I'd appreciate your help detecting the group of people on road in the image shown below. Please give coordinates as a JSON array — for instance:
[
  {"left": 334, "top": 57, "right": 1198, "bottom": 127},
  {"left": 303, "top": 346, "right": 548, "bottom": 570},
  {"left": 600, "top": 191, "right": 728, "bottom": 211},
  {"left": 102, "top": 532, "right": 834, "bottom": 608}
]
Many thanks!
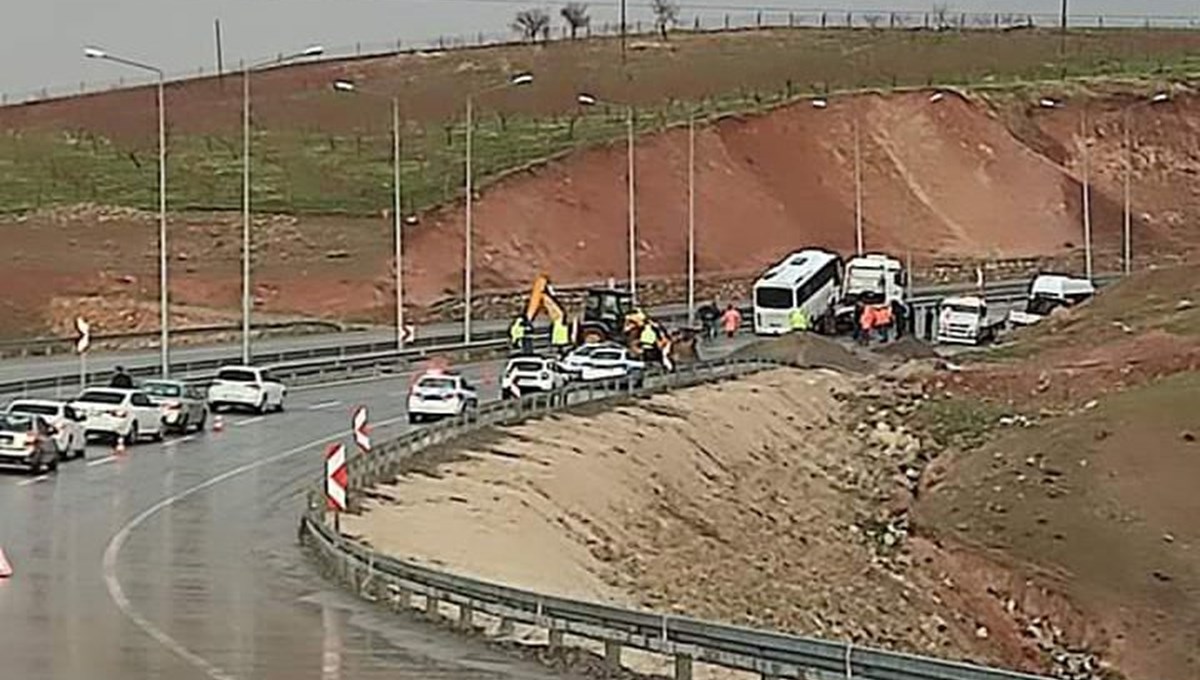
[
  {"left": 856, "top": 300, "right": 908, "bottom": 345},
  {"left": 697, "top": 301, "right": 743, "bottom": 340}
]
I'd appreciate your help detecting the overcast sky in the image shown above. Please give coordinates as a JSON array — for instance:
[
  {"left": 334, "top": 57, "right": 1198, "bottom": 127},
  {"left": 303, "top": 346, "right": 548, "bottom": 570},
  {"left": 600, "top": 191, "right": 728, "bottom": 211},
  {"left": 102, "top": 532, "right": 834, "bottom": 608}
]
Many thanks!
[{"left": 3, "top": 0, "right": 1197, "bottom": 97}]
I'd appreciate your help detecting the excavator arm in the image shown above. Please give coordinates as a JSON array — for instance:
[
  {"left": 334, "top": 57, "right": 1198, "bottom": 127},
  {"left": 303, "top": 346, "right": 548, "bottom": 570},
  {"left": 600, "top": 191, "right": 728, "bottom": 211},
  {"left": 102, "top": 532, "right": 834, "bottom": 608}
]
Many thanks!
[{"left": 525, "top": 274, "right": 567, "bottom": 325}]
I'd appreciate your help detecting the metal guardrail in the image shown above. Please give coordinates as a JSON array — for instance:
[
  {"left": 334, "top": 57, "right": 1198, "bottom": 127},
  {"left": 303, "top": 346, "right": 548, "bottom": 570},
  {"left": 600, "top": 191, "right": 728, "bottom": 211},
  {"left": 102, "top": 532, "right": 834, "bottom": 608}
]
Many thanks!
[
  {"left": 0, "top": 319, "right": 347, "bottom": 359},
  {"left": 0, "top": 274, "right": 1121, "bottom": 399},
  {"left": 299, "top": 357, "right": 1052, "bottom": 680}
]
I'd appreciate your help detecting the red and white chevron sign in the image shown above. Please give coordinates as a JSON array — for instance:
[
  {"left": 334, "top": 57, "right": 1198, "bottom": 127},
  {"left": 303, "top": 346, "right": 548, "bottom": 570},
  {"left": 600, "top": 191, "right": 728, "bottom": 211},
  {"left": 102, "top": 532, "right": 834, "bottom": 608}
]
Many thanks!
[
  {"left": 325, "top": 443, "right": 348, "bottom": 512},
  {"left": 352, "top": 406, "right": 370, "bottom": 453}
]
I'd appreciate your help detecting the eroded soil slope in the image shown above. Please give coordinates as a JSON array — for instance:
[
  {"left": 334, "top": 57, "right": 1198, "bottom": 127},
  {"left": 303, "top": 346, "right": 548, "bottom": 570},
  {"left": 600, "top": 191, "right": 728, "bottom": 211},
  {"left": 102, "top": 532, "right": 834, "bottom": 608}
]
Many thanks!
[{"left": 348, "top": 368, "right": 1057, "bottom": 673}]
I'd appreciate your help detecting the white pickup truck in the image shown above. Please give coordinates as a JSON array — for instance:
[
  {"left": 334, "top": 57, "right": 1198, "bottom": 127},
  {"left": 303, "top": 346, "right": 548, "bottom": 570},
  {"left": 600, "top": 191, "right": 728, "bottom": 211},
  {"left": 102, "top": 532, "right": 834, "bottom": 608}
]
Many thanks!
[{"left": 936, "top": 296, "right": 1008, "bottom": 346}]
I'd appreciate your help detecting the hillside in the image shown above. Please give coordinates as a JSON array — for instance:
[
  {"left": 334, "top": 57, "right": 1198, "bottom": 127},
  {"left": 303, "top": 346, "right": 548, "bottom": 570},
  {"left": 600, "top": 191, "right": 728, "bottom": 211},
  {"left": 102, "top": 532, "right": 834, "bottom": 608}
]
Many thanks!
[
  {"left": 1, "top": 28, "right": 1199, "bottom": 339},
  {"left": 908, "top": 265, "right": 1200, "bottom": 680}
]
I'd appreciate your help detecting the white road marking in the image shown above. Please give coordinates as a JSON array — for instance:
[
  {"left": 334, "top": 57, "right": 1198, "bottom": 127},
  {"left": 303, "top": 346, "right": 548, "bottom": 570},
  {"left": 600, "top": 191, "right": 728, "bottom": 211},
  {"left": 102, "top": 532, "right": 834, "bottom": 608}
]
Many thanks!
[
  {"left": 235, "top": 416, "right": 265, "bottom": 427},
  {"left": 308, "top": 400, "right": 342, "bottom": 411},
  {"left": 163, "top": 435, "right": 197, "bottom": 449},
  {"left": 102, "top": 411, "right": 407, "bottom": 680},
  {"left": 87, "top": 455, "right": 119, "bottom": 467},
  {"left": 17, "top": 474, "right": 50, "bottom": 487}
]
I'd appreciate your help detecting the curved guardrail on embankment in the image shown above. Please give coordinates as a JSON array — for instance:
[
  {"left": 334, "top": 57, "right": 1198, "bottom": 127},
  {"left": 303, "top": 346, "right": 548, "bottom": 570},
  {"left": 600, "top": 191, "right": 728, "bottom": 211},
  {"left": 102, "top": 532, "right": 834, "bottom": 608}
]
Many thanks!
[{"left": 298, "top": 357, "right": 1051, "bottom": 680}]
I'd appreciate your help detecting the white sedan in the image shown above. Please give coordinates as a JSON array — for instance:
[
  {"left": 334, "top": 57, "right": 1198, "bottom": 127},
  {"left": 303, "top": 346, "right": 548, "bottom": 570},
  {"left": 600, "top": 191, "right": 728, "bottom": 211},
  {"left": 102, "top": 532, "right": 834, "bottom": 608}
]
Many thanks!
[
  {"left": 407, "top": 372, "right": 478, "bottom": 423},
  {"left": 578, "top": 346, "right": 645, "bottom": 384},
  {"left": 501, "top": 355, "right": 564, "bottom": 398},
  {"left": 70, "top": 388, "right": 165, "bottom": 443},
  {"left": 207, "top": 366, "right": 286, "bottom": 414},
  {"left": 6, "top": 399, "right": 87, "bottom": 460}
]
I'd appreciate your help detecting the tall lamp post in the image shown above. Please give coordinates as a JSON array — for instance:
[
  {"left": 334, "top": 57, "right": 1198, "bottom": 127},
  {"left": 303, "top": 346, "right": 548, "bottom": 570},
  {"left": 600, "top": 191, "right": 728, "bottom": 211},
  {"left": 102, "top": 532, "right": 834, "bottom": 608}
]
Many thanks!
[
  {"left": 84, "top": 47, "right": 170, "bottom": 378},
  {"left": 576, "top": 92, "right": 638, "bottom": 303},
  {"left": 812, "top": 91, "right": 945, "bottom": 257},
  {"left": 463, "top": 72, "right": 534, "bottom": 343},
  {"left": 331, "top": 79, "right": 407, "bottom": 349},
  {"left": 241, "top": 45, "right": 325, "bottom": 364},
  {"left": 1122, "top": 92, "right": 1170, "bottom": 275},
  {"left": 687, "top": 108, "right": 697, "bottom": 326}
]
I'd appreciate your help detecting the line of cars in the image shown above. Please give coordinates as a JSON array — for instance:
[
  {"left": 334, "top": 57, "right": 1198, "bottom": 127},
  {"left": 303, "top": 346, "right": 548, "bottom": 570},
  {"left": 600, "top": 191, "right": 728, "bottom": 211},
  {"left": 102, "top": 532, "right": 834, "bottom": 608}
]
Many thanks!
[
  {"left": 405, "top": 343, "right": 647, "bottom": 423},
  {"left": 0, "top": 365, "right": 286, "bottom": 475}
]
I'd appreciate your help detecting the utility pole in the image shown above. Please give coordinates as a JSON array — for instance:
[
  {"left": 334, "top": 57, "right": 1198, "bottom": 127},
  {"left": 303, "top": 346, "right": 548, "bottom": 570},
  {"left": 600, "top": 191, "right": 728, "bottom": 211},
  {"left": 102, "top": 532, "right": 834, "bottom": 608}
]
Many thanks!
[
  {"left": 620, "top": 0, "right": 628, "bottom": 62},
  {"left": 214, "top": 19, "right": 224, "bottom": 79}
]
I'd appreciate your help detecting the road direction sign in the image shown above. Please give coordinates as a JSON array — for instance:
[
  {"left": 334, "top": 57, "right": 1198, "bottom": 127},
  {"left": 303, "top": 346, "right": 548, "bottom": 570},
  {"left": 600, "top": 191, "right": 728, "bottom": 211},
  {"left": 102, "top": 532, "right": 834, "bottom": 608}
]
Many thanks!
[
  {"left": 352, "top": 406, "right": 370, "bottom": 453},
  {"left": 325, "top": 443, "right": 348, "bottom": 512},
  {"left": 75, "top": 317, "right": 91, "bottom": 354}
]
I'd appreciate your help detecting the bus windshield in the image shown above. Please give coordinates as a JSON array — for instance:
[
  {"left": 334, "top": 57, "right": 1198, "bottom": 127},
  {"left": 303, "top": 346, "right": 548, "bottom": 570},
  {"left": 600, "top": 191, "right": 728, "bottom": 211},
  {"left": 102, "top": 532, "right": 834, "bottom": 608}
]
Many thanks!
[{"left": 755, "top": 287, "right": 793, "bottom": 309}]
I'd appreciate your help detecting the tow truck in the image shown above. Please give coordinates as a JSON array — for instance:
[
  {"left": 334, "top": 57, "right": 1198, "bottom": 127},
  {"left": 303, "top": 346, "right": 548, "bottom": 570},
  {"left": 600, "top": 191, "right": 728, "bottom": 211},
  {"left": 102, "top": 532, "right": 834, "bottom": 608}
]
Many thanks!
[
  {"left": 936, "top": 295, "right": 1008, "bottom": 345},
  {"left": 833, "top": 253, "right": 908, "bottom": 334}
]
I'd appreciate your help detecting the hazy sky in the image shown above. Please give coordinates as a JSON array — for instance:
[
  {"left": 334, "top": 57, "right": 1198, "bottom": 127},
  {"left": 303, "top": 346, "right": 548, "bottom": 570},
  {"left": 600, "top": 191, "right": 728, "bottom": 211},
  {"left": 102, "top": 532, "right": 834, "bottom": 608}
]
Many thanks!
[{"left": 3, "top": 0, "right": 1197, "bottom": 97}]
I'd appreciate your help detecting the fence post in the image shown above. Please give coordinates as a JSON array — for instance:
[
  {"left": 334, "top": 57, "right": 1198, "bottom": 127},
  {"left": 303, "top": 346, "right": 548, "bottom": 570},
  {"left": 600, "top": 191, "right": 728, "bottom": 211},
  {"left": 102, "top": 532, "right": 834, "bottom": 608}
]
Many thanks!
[
  {"left": 724, "top": 14, "right": 729, "bottom": 29},
  {"left": 821, "top": 12, "right": 827, "bottom": 28},
  {"left": 788, "top": 12, "right": 794, "bottom": 28},
  {"left": 756, "top": 10, "right": 762, "bottom": 27}
]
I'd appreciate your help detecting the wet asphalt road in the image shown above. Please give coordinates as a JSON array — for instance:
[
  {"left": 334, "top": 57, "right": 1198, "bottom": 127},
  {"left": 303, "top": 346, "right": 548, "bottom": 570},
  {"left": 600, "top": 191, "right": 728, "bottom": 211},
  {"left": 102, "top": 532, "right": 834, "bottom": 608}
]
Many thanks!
[
  {"left": 0, "top": 337, "right": 754, "bottom": 680},
  {"left": 0, "top": 359, "right": 594, "bottom": 680}
]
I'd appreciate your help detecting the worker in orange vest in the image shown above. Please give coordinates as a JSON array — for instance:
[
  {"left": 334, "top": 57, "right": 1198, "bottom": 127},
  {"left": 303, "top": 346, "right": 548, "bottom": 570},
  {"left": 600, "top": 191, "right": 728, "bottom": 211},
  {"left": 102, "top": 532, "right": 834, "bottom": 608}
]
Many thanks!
[
  {"left": 858, "top": 304, "right": 876, "bottom": 346},
  {"left": 875, "top": 303, "right": 894, "bottom": 343}
]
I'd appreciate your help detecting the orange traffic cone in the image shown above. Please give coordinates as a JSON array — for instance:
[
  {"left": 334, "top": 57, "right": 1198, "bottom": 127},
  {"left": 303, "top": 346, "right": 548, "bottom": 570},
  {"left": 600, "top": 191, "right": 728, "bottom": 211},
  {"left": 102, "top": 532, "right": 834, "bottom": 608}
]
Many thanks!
[
  {"left": 213, "top": 414, "right": 225, "bottom": 433},
  {"left": 0, "top": 547, "right": 13, "bottom": 578}
]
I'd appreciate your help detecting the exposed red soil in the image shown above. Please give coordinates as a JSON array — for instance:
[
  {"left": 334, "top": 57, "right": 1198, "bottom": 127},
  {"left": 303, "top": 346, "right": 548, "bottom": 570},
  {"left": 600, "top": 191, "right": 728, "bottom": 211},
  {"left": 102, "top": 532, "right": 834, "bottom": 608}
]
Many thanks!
[{"left": 3, "top": 87, "right": 1198, "bottom": 338}]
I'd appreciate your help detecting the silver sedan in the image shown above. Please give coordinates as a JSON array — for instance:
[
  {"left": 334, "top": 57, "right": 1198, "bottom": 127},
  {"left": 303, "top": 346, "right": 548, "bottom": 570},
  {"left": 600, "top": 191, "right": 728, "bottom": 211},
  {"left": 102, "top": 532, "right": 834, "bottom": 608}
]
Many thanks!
[{"left": 141, "top": 379, "right": 209, "bottom": 433}]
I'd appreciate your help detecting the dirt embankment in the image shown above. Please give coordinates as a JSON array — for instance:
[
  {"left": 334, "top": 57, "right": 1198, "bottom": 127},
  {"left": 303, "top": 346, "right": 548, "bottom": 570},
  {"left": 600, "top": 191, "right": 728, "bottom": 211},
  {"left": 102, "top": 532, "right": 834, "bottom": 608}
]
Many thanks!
[
  {"left": 348, "top": 363, "right": 1072, "bottom": 674},
  {"left": 903, "top": 265, "right": 1200, "bottom": 680}
]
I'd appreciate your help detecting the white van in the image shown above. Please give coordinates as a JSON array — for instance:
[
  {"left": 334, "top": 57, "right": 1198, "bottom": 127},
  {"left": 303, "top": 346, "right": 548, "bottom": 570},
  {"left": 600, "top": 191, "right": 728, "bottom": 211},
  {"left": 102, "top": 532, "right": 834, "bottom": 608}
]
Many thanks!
[{"left": 1008, "top": 274, "right": 1095, "bottom": 326}]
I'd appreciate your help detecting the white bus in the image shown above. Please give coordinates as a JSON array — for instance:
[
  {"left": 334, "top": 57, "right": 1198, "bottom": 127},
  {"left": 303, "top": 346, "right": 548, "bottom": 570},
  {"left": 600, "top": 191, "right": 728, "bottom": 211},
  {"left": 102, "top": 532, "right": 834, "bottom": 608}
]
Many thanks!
[{"left": 752, "top": 249, "right": 843, "bottom": 335}]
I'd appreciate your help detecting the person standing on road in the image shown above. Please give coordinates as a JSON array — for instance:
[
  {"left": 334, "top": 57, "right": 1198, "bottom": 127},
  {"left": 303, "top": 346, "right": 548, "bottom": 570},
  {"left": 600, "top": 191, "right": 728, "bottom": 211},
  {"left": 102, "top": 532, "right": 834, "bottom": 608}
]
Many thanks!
[
  {"left": 639, "top": 322, "right": 660, "bottom": 365},
  {"left": 721, "top": 304, "right": 742, "bottom": 338},
  {"left": 110, "top": 365, "right": 134, "bottom": 389},
  {"left": 551, "top": 318, "right": 571, "bottom": 357},
  {"left": 858, "top": 305, "right": 875, "bottom": 346},
  {"left": 509, "top": 317, "right": 527, "bottom": 352},
  {"left": 876, "top": 303, "right": 894, "bottom": 343},
  {"left": 697, "top": 300, "right": 721, "bottom": 340},
  {"left": 789, "top": 306, "right": 810, "bottom": 333}
]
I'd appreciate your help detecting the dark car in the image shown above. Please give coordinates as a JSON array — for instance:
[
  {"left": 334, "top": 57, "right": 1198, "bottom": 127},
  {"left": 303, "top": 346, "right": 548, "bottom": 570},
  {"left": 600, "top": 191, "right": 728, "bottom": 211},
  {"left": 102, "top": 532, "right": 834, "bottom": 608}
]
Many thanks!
[{"left": 0, "top": 413, "right": 60, "bottom": 474}]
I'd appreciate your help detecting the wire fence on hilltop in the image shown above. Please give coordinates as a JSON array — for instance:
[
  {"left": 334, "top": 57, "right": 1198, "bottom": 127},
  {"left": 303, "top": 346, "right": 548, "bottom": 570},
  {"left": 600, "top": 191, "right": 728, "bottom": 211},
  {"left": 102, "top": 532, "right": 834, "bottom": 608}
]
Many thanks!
[{"left": 3, "top": 7, "right": 1199, "bottom": 107}]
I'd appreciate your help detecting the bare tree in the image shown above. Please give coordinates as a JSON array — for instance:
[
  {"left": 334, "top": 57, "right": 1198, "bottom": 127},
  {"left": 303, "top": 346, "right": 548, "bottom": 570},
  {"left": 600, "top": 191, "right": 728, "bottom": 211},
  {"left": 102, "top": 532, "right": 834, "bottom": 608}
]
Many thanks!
[
  {"left": 863, "top": 13, "right": 884, "bottom": 29},
  {"left": 512, "top": 8, "right": 551, "bottom": 42},
  {"left": 561, "top": 2, "right": 590, "bottom": 39},
  {"left": 931, "top": 3, "right": 950, "bottom": 30},
  {"left": 650, "top": 0, "right": 680, "bottom": 40}
]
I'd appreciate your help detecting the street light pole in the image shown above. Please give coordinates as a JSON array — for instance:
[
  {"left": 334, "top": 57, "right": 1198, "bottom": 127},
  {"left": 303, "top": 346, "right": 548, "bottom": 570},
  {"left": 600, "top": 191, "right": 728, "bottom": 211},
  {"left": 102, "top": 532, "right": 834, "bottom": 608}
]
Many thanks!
[
  {"left": 393, "top": 96, "right": 404, "bottom": 348},
  {"left": 1122, "top": 105, "right": 1132, "bottom": 276},
  {"left": 332, "top": 79, "right": 407, "bottom": 349},
  {"left": 1121, "top": 92, "right": 1170, "bottom": 276},
  {"left": 242, "top": 66, "right": 252, "bottom": 364},
  {"left": 687, "top": 111, "right": 696, "bottom": 326},
  {"left": 627, "top": 105, "right": 637, "bottom": 303},
  {"left": 84, "top": 47, "right": 170, "bottom": 378},
  {"left": 854, "top": 113, "right": 864, "bottom": 256},
  {"left": 464, "top": 93, "right": 474, "bottom": 342},
  {"left": 463, "top": 73, "right": 535, "bottom": 343},
  {"left": 240, "top": 46, "right": 325, "bottom": 364},
  {"left": 1081, "top": 108, "right": 1093, "bottom": 282}
]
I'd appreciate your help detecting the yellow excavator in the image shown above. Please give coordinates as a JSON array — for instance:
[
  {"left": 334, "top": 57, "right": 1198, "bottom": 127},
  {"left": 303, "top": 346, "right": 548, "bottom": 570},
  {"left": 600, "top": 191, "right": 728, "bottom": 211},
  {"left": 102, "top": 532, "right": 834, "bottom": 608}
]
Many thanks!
[{"left": 523, "top": 275, "right": 696, "bottom": 367}]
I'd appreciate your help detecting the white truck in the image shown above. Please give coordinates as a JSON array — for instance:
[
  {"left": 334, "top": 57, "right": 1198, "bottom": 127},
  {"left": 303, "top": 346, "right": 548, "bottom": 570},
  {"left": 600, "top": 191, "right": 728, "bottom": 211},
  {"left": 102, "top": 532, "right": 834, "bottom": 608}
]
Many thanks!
[
  {"left": 834, "top": 253, "right": 908, "bottom": 334},
  {"left": 1007, "top": 274, "right": 1096, "bottom": 327},
  {"left": 936, "top": 295, "right": 1008, "bottom": 346}
]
